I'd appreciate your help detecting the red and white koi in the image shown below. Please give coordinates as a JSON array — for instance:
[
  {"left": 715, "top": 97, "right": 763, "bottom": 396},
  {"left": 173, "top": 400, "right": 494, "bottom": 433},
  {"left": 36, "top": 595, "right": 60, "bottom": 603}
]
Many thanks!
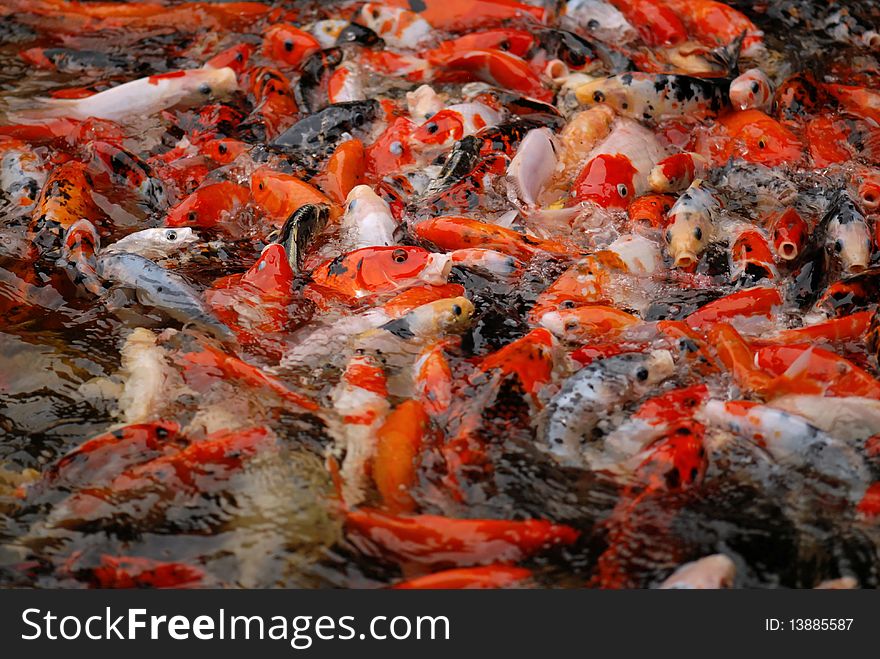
[
  {"left": 358, "top": 3, "right": 433, "bottom": 50},
  {"left": 572, "top": 118, "right": 667, "bottom": 208},
  {"left": 729, "top": 68, "right": 774, "bottom": 111},
  {"left": 330, "top": 353, "right": 390, "bottom": 506},
  {"left": 648, "top": 152, "right": 708, "bottom": 194},
  {"left": 11, "top": 67, "right": 237, "bottom": 123}
]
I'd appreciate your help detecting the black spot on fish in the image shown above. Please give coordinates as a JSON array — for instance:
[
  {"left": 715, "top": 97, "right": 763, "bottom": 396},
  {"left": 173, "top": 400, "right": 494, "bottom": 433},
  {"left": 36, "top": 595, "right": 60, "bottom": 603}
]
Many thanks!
[
  {"left": 408, "top": 0, "right": 427, "bottom": 12},
  {"left": 327, "top": 254, "right": 349, "bottom": 276},
  {"left": 379, "top": 317, "right": 416, "bottom": 339}
]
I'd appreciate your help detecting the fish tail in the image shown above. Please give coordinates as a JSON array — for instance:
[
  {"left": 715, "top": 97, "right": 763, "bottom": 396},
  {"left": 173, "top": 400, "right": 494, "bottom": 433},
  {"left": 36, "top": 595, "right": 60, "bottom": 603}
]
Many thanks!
[
  {"left": 711, "top": 30, "right": 746, "bottom": 77},
  {"left": 9, "top": 98, "right": 81, "bottom": 123}
]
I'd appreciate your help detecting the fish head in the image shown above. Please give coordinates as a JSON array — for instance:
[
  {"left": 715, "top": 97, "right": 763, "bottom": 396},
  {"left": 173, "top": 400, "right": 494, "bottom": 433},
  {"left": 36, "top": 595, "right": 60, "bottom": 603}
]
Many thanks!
[
  {"left": 723, "top": 115, "right": 804, "bottom": 166},
  {"left": 665, "top": 211, "right": 710, "bottom": 269},
  {"left": 639, "top": 420, "right": 707, "bottom": 490},
  {"left": 159, "top": 227, "right": 198, "bottom": 249},
  {"left": 572, "top": 153, "right": 637, "bottom": 208},
  {"left": 204, "top": 44, "right": 253, "bottom": 75},
  {"left": 417, "top": 295, "right": 475, "bottom": 335},
  {"left": 175, "top": 67, "right": 239, "bottom": 105},
  {"left": 574, "top": 78, "right": 630, "bottom": 113},
  {"left": 351, "top": 246, "right": 450, "bottom": 292},
  {"left": 829, "top": 217, "right": 872, "bottom": 273},
  {"left": 262, "top": 24, "right": 320, "bottom": 67},
  {"left": 200, "top": 138, "right": 248, "bottom": 164},
  {"left": 344, "top": 184, "right": 393, "bottom": 221},
  {"left": 240, "top": 243, "right": 294, "bottom": 299},
  {"left": 729, "top": 68, "right": 773, "bottom": 111},
  {"left": 412, "top": 109, "right": 464, "bottom": 145}
]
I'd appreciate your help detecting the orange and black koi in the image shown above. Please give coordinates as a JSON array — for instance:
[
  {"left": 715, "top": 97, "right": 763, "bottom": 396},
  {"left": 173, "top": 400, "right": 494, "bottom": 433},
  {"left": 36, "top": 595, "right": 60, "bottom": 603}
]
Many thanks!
[
  {"left": 86, "top": 140, "right": 166, "bottom": 210},
  {"left": 30, "top": 160, "right": 100, "bottom": 255}
]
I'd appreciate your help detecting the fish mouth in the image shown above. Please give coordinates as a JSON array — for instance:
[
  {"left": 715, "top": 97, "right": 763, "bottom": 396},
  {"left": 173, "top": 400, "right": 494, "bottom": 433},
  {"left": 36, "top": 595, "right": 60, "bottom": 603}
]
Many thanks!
[
  {"left": 537, "top": 311, "right": 565, "bottom": 337},
  {"left": 849, "top": 263, "right": 868, "bottom": 274},
  {"left": 776, "top": 241, "right": 798, "bottom": 260},
  {"left": 545, "top": 59, "right": 569, "bottom": 81},
  {"left": 419, "top": 252, "right": 453, "bottom": 284},
  {"left": 673, "top": 252, "right": 698, "bottom": 269},
  {"left": 862, "top": 30, "right": 880, "bottom": 50}
]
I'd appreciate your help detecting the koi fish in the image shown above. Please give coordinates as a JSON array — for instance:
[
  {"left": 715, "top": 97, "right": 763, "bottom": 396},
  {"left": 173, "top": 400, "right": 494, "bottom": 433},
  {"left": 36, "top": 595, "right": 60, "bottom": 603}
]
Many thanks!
[
  {"left": 541, "top": 350, "right": 674, "bottom": 464},
  {"left": 506, "top": 127, "right": 558, "bottom": 207},
  {"left": 11, "top": 67, "right": 237, "bottom": 123},
  {"left": 97, "top": 253, "right": 235, "bottom": 341},
  {"left": 393, "top": 565, "right": 532, "bottom": 589},
  {"left": 262, "top": 23, "right": 321, "bottom": 68},
  {"left": 659, "top": 554, "right": 736, "bottom": 589},
  {"left": 346, "top": 509, "right": 578, "bottom": 566},
  {"left": 729, "top": 68, "right": 773, "bottom": 111},
  {"left": 104, "top": 227, "right": 199, "bottom": 260},
  {"left": 372, "top": 399, "right": 430, "bottom": 513},
  {"left": 415, "top": 216, "right": 574, "bottom": 261},
  {"left": 817, "top": 191, "right": 871, "bottom": 274},
  {"left": 576, "top": 70, "right": 733, "bottom": 123},
  {"left": 358, "top": 3, "right": 433, "bottom": 49},
  {"left": 330, "top": 353, "right": 390, "bottom": 506},
  {"left": 342, "top": 185, "right": 398, "bottom": 249},
  {"left": 0, "top": 138, "right": 47, "bottom": 209},
  {"left": 700, "top": 400, "right": 870, "bottom": 492},
  {"left": 664, "top": 179, "right": 720, "bottom": 269},
  {"left": 30, "top": 160, "right": 100, "bottom": 253},
  {"left": 165, "top": 180, "right": 250, "bottom": 229},
  {"left": 309, "top": 246, "right": 452, "bottom": 300},
  {"left": 572, "top": 118, "right": 667, "bottom": 208},
  {"left": 273, "top": 203, "right": 329, "bottom": 272}
]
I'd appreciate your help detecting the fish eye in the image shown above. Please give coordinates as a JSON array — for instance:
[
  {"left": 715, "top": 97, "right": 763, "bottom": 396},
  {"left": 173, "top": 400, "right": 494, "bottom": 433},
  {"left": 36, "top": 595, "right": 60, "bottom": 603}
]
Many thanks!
[
  {"left": 834, "top": 239, "right": 843, "bottom": 253},
  {"left": 560, "top": 299, "right": 576, "bottom": 309},
  {"left": 188, "top": 211, "right": 197, "bottom": 222},
  {"left": 426, "top": 122, "right": 439, "bottom": 134},
  {"left": 617, "top": 183, "right": 629, "bottom": 198},
  {"left": 371, "top": 8, "right": 380, "bottom": 19},
  {"left": 236, "top": 52, "right": 244, "bottom": 62},
  {"left": 665, "top": 229, "right": 672, "bottom": 243},
  {"left": 452, "top": 304, "right": 462, "bottom": 316},
  {"left": 258, "top": 182, "right": 264, "bottom": 190},
  {"left": 499, "top": 40, "right": 510, "bottom": 50},
  {"left": 758, "top": 138, "right": 767, "bottom": 149},
  {"left": 751, "top": 82, "right": 760, "bottom": 94},
  {"left": 392, "top": 249, "right": 408, "bottom": 263},
  {"left": 564, "top": 320, "right": 579, "bottom": 331},
  {"left": 592, "top": 90, "right": 605, "bottom": 103},
  {"left": 155, "top": 426, "right": 170, "bottom": 439},
  {"left": 284, "top": 40, "right": 294, "bottom": 52},
  {"left": 218, "top": 142, "right": 227, "bottom": 154},
  {"left": 166, "top": 230, "right": 177, "bottom": 241},
  {"left": 199, "top": 83, "right": 212, "bottom": 95},
  {"left": 587, "top": 19, "right": 600, "bottom": 29},
  {"left": 693, "top": 227, "right": 703, "bottom": 241},
  {"left": 636, "top": 367, "right": 649, "bottom": 381},
  {"left": 353, "top": 113, "right": 365, "bottom": 126}
]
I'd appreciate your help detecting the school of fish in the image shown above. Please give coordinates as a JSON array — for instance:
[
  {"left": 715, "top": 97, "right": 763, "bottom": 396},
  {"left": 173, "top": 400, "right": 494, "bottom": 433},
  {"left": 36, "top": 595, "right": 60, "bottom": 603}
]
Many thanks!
[{"left": 1, "top": 0, "right": 880, "bottom": 589}]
